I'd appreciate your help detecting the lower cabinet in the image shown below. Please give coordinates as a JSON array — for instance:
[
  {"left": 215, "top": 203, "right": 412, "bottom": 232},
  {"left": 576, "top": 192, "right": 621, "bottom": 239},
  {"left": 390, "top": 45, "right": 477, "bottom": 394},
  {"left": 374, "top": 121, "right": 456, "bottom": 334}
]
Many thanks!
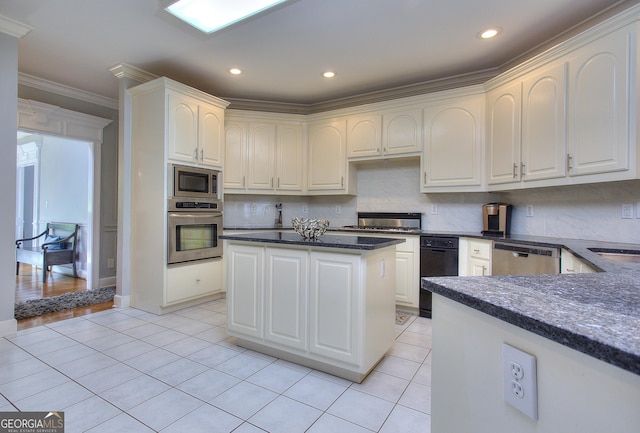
[
  {"left": 225, "top": 242, "right": 396, "bottom": 382},
  {"left": 459, "top": 238, "right": 493, "bottom": 276},
  {"left": 560, "top": 249, "right": 596, "bottom": 274},
  {"left": 166, "top": 259, "right": 224, "bottom": 305}
]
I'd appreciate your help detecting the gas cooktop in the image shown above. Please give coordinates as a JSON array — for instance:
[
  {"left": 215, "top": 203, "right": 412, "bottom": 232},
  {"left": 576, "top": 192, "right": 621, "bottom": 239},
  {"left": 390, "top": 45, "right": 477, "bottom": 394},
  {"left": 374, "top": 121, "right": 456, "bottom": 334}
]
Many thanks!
[{"left": 342, "top": 212, "right": 423, "bottom": 233}]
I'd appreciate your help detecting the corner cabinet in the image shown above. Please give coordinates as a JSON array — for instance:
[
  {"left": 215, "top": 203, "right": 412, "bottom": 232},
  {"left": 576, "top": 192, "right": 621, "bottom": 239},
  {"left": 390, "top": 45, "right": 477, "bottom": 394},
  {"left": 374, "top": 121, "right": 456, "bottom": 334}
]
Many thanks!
[
  {"left": 128, "top": 77, "right": 228, "bottom": 315},
  {"left": 224, "top": 113, "right": 305, "bottom": 194},
  {"left": 167, "top": 89, "right": 226, "bottom": 169},
  {"left": 307, "top": 118, "right": 356, "bottom": 194},
  {"left": 421, "top": 91, "right": 485, "bottom": 192}
]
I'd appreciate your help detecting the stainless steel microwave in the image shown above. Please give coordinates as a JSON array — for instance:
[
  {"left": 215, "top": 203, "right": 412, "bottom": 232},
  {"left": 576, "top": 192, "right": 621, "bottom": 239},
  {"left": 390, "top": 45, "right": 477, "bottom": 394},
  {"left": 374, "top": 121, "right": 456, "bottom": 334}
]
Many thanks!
[{"left": 171, "top": 164, "right": 219, "bottom": 200}]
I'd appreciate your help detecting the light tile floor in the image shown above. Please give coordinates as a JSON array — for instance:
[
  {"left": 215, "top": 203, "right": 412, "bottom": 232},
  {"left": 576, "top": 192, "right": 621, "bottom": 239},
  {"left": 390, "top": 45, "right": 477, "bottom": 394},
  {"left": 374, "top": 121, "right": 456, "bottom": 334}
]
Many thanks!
[{"left": 0, "top": 299, "right": 432, "bottom": 433}]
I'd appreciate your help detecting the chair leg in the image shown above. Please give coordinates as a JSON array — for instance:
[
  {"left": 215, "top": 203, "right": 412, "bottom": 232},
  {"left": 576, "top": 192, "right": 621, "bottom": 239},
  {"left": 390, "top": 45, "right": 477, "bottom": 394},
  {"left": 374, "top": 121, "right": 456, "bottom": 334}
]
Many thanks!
[
  {"left": 16, "top": 262, "right": 19, "bottom": 276},
  {"left": 43, "top": 262, "right": 47, "bottom": 283}
]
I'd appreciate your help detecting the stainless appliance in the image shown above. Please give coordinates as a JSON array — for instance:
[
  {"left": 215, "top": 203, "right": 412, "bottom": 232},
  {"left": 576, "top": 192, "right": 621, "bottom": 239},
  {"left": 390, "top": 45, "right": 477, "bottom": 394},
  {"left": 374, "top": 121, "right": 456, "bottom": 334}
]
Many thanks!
[
  {"left": 482, "top": 202, "right": 512, "bottom": 237},
  {"left": 492, "top": 242, "right": 559, "bottom": 275},
  {"left": 167, "top": 198, "right": 223, "bottom": 264},
  {"left": 171, "top": 163, "right": 220, "bottom": 200},
  {"left": 420, "top": 236, "right": 459, "bottom": 318},
  {"left": 342, "top": 212, "right": 422, "bottom": 233}
]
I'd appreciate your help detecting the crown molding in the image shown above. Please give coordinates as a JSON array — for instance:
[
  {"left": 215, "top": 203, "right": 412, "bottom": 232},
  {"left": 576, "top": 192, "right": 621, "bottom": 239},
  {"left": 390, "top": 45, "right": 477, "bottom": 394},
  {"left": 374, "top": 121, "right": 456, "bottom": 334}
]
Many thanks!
[
  {"left": 109, "top": 62, "right": 158, "bottom": 84},
  {"left": 18, "top": 72, "right": 118, "bottom": 110},
  {"left": 0, "top": 14, "right": 33, "bottom": 38}
]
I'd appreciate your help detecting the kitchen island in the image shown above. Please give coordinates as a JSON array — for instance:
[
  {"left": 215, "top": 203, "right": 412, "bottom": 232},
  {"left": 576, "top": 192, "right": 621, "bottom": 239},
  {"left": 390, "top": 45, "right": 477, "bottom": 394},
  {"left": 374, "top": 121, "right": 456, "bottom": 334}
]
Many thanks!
[
  {"left": 422, "top": 237, "right": 640, "bottom": 433},
  {"left": 221, "top": 231, "right": 404, "bottom": 382}
]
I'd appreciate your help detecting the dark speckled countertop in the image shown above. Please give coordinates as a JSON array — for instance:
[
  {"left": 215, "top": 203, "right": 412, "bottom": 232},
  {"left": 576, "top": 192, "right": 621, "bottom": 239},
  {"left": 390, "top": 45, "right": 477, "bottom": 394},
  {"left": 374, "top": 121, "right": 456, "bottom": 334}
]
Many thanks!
[
  {"left": 221, "top": 231, "right": 405, "bottom": 250},
  {"left": 421, "top": 235, "right": 640, "bottom": 376}
]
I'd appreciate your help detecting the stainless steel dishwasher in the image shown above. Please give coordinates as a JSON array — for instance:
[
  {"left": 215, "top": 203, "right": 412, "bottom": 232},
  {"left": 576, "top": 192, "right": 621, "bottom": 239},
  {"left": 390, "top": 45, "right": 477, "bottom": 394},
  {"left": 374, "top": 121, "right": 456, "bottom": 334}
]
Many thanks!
[{"left": 492, "top": 242, "right": 560, "bottom": 275}]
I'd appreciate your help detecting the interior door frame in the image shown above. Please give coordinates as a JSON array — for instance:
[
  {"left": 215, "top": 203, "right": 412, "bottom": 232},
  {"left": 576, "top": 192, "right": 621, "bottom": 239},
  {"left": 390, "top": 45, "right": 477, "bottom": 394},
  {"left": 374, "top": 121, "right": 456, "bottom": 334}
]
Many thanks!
[{"left": 17, "top": 99, "right": 112, "bottom": 289}]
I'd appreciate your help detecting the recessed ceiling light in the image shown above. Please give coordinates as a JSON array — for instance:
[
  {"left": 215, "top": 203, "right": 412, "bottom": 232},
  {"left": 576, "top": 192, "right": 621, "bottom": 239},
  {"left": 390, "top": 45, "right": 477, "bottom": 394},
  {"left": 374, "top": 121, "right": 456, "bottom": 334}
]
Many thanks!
[
  {"left": 165, "top": 0, "right": 290, "bottom": 34},
  {"left": 478, "top": 27, "right": 502, "bottom": 39},
  {"left": 323, "top": 71, "right": 336, "bottom": 78},
  {"left": 229, "top": 68, "right": 242, "bottom": 75}
]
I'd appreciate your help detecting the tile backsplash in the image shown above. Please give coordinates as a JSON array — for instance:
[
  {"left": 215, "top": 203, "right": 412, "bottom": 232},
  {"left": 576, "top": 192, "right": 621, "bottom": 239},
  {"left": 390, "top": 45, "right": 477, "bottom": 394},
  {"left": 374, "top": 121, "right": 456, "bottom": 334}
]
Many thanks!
[{"left": 223, "top": 158, "right": 640, "bottom": 244}]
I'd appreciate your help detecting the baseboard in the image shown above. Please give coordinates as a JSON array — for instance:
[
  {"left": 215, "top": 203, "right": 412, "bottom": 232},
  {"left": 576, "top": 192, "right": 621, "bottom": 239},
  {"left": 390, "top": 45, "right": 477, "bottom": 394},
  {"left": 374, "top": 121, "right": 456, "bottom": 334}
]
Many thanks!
[
  {"left": 99, "top": 276, "right": 116, "bottom": 288},
  {"left": 114, "top": 294, "right": 130, "bottom": 308},
  {"left": 0, "top": 318, "right": 17, "bottom": 337}
]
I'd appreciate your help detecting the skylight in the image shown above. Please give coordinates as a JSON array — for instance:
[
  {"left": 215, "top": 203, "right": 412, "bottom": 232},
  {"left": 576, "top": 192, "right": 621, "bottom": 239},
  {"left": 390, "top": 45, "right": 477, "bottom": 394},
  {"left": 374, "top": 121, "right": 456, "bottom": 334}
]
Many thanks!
[{"left": 165, "top": 0, "right": 290, "bottom": 34}]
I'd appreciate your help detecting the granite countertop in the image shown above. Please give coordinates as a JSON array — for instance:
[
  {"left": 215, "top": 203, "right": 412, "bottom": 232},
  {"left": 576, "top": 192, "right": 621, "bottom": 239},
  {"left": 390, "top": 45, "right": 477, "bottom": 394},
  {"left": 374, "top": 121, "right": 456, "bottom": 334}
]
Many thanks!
[
  {"left": 221, "top": 231, "right": 405, "bottom": 251},
  {"left": 421, "top": 236, "right": 640, "bottom": 376}
]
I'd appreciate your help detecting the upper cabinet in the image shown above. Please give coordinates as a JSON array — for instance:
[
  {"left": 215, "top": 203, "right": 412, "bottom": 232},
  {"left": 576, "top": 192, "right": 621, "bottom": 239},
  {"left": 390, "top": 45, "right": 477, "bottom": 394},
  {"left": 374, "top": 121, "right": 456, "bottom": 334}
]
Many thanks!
[
  {"left": 307, "top": 118, "right": 356, "bottom": 194},
  {"left": 486, "top": 60, "right": 567, "bottom": 187},
  {"left": 421, "top": 91, "right": 484, "bottom": 192},
  {"left": 486, "top": 20, "right": 638, "bottom": 190},
  {"left": 224, "top": 114, "right": 305, "bottom": 194},
  {"left": 566, "top": 26, "right": 631, "bottom": 178},
  {"left": 167, "top": 90, "right": 225, "bottom": 169},
  {"left": 346, "top": 109, "right": 421, "bottom": 161}
]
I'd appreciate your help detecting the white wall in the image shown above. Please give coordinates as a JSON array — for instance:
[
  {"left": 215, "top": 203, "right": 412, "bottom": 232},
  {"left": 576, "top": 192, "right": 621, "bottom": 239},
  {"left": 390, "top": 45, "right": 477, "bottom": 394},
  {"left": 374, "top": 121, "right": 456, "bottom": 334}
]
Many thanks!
[
  {"left": 224, "top": 158, "right": 640, "bottom": 245},
  {"left": 431, "top": 294, "right": 640, "bottom": 433}
]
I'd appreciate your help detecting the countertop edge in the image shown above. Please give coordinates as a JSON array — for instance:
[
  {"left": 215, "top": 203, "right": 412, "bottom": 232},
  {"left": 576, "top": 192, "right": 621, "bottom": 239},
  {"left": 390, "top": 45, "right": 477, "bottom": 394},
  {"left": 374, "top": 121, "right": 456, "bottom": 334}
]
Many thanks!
[
  {"left": 221, "top": 232, "right": 405, "bottom": 251},
  {"left": 423, "top": 278, "right": 640, "bottom": 375}
]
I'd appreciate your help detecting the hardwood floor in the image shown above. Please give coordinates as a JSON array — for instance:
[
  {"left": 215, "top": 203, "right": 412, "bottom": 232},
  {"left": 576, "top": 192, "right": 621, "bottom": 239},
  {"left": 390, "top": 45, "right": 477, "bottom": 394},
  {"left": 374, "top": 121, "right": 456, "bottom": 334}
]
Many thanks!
[{"left": 15, "top": 264, "right": 114, "bottom": 331}]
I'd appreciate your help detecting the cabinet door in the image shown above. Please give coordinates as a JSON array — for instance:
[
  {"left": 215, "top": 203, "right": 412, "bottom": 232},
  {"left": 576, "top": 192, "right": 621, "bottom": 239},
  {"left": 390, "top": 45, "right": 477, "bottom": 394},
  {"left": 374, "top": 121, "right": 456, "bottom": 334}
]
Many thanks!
[
  {"left": 166, "top": 259, "right": 223, "bottom": 305},
  {"left": 199, "top": 104, "right": 224, "bottom": 168},
  {"left": 567, "top": 27, "right": 631, "bottom": 176},
  {"left": 468, "top": 258, "right": 491, "bottom": 276},
  {"left": 383, "top": 108, "right": 422, "bottom": 156},
  {"left": 264, "top": 248, "right": 308, "bottom": 350},
  {"left": 276, "top": 124, "right": 304, "bottom": 191},
  {"left": 168, "top": 92, "right": 198, "bottom": 164},
  {"left": 309, "top": 251, "right": 359, "bottom": 364},
  {"left": 247, "top": 123, "right": 276, "bottom": 190},
  {"left": 486, "top": 82, "right": 522, "bottom": 185},
  {"left": 521, "top": 61, "right": 567, "bottom": 182},
  {"left": 422, "top": 95, "right": 483, "bottom": 189},
  {"left": 395, "top": 250, "right": 417, "bottom": 307},
  {"left": 226, "top": 244, "right": 263, "bottom": 338},
  {"left": 347, "top": 113, "right": 382, "bottom": 159},
  {"left": 307, "top": 120, "right": 347, "bottom": 191},
  {"left": 224, "top": 121, "right": 247, "bottom": 189}
]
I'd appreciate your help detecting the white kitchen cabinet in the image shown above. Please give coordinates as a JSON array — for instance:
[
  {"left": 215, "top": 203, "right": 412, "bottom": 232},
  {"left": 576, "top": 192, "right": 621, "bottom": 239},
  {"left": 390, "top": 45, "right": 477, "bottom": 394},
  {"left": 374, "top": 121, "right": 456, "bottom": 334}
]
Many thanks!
[
  {"left": 347, "top": 113, "right": 382, "bottom": 159},
  {"left": 486, "top": 60, "right": 567, "bottom": 187},
  {"left": 226, "top": 244, "right": 264, "bottom": 338},
  {"left": 307, "top": 118, "right": 356, "bottom": 194},
  {"left": 394, "top": 236, "right": 420, "bottom": 308},
  {"left": 459, "top": 238, "right": 492, "bottom": 276},
  {"left": 128, "top": 77, "right": 228, "bottom": 315},
  {"left": 560, "top": 249, "right": 596, "bottom": 274},
  {"left": 168, "top": 90, "right": 225, "bottom": 169},
  {"left": 264, "top": 247, "right": 308, "bottom": 350},
  {"left": 224, "top": 116, "right": 304, "bottom": 194},
  {"left": 166, "top": 259, "right": 223, "bottom": 305},
  {"left": 566, "top": 25, "right": 632, "bottom": 178},
  {"left": 421, "top": 92, "right": 484, "bottom": 192},
  {"left": 383, "top": 108, "right": 423, "bottom": 156},
  {"left": 225, "top": 239, "right": 396, "bottom": 382},
  {"left": 308, "top": 251, "right": 360, "bottom": 364}
]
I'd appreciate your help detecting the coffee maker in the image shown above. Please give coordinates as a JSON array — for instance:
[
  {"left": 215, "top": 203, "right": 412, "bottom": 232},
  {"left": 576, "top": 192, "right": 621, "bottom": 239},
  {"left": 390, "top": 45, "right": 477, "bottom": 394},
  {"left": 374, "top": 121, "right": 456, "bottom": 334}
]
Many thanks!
[{"left": 482, "top": 203, "right": 512, "bottom": 237}]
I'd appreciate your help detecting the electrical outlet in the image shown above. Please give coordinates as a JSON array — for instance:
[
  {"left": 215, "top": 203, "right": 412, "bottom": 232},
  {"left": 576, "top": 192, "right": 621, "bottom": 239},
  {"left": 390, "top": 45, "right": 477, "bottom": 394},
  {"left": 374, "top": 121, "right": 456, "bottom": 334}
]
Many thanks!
[
  {"left": 503, "top": 343, "right": 538, "bottom": 420},
  {"left": 526, "top": 205, "right": 534, "bottom": 217},
  {"left": 250, "top": 203, "right": 257, "bottom": 214},
  {"left": 430, "top": 204, "right": 438, "bottom": 215},
  {"left": 301, "top": 205, "right": 308, "bottom": 214},
  {"left": 621, "top": 203, "right": 633, "bottom": 219},
  {"left": 335, "top": 205, "right": 342, "bottom": 215}
]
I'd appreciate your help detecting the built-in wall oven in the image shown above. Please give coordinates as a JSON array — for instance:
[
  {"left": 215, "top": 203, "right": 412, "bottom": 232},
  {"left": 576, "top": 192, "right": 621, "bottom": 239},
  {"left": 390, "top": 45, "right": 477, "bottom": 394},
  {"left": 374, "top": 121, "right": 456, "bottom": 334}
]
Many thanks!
[{"left": 167, "top": 197, "right": 223, "bottom": 264}]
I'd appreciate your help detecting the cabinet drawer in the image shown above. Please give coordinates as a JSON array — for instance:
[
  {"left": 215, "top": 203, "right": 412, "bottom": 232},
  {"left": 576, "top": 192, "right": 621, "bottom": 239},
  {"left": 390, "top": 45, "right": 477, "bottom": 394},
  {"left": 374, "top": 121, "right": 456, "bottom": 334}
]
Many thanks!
[{"left": 468, "top": 240, "right": 492, "bottom": 260}]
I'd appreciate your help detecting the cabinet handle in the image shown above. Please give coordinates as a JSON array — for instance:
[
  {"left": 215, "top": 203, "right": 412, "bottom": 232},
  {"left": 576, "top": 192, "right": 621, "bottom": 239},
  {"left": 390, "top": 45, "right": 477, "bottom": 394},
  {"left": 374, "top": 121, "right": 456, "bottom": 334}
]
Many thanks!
[
  {"left": 567, "top": 153, "right": 573, "bottom": 171},
  {"left": 242, "top": 176, "right": 245, "bottom": 187},
  {"left": 200, "top": 149, "right": 204, "bottom": 161},
  {"left": 424, "top": 172, "right": 427, "bottom": 184},
  {"left": 473, "top": 249, "right": 480, "bottom": 253},
  {"left": 513, "top": 163, "right": 517, "bottom": 178},
  {"left": 277, "top": 177, "right": 280, "bottom": 188},
  {"left": 341, "top": 176, "right": 344, "bottom": 187},
  {"left": 377, "top": 148, "right": 380, "bottom": 153},
  {"left": 520, "top": 162, "right": 525, "bottom": 177},
  {"left": 565, "top": 267, "right": 575, "bottom": 273},
  {"left": 271, "top": 177, "right": 274, "bottom": 187},
  {"left": 194, "top": 149, "right": 198, "bottom": 160}
]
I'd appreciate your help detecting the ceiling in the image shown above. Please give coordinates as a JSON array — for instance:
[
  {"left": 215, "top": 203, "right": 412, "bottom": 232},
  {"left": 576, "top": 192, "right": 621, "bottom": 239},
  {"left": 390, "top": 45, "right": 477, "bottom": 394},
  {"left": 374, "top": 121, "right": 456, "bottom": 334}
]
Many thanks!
[{"left": 0, "top": 0, "right": 632, "bottom": 110}]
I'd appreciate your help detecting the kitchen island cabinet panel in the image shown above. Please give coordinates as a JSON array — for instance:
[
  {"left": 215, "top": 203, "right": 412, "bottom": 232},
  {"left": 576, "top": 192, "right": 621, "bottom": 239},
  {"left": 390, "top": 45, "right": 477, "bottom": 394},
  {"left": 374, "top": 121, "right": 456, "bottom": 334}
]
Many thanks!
[
  {"left": 226, "top": 244, "right": 264, "bottom": 339},
  {"left": 265, "top": 248, "right": 308, "bottom": 350}
]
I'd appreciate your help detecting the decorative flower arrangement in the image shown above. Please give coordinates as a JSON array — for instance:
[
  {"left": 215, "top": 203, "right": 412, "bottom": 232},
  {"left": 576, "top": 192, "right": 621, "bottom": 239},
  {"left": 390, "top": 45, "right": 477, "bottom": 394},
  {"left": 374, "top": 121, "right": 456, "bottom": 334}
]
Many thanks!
[{"left": 292, "top": 217, "right": 329, "bottom": 239}]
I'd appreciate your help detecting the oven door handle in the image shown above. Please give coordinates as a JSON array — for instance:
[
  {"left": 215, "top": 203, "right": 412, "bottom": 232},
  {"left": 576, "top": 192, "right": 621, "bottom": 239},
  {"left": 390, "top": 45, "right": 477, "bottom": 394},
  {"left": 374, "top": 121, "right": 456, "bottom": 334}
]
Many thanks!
[{"left": 168, "top": 212, "right": 222, "bottom": 219}]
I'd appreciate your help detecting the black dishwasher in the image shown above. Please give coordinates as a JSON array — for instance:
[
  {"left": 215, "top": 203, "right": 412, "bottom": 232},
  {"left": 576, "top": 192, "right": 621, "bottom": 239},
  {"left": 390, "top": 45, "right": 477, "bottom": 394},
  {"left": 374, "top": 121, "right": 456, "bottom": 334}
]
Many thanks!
[{"left": 420, "top": 236, "right": 459, "bottom": 318}]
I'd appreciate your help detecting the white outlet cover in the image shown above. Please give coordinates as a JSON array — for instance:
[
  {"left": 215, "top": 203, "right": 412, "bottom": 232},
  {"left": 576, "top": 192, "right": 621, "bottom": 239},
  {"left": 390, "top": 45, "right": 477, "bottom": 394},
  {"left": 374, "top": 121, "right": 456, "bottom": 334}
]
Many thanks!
[{"left": 503, "top": 343, "right": 538, "bottom": 420}]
